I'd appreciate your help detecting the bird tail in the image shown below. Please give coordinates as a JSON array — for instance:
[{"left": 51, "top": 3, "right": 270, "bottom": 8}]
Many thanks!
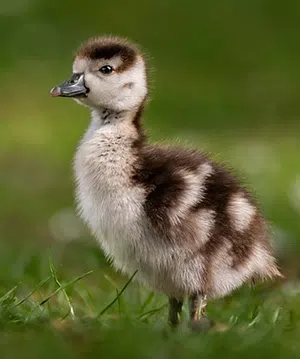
[{"left": 251, "top": 263, "right": 284, "bottom": 286}]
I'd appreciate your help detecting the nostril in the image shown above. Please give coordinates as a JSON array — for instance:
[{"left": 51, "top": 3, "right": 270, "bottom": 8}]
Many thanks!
[{"left": 68, "top": 73, "right": 81, "bottom": 84}]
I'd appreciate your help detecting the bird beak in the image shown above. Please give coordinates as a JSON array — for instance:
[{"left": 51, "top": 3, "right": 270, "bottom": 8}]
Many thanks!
[{"left": 50, "top": 73, "right": 88, "bottom": 97}]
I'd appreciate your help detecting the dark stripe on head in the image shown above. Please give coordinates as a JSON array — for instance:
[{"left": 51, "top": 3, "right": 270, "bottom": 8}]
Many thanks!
[{"left": 76, "top": 37, "right": 138, "bottom": 72}]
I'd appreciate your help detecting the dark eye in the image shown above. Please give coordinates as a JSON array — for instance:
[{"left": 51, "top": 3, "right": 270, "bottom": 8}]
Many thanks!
[{"left": 99, "top": 65, "right": 113, "bottom": 74}]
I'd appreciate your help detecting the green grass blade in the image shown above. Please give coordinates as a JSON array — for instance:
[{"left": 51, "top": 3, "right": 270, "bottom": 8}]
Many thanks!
[
  {"left": 11, "top": 275, "right": 51, "bottom": 308},
  {"left": 48, "top": 252, "right": 75, "bottom": 319},
  {"left": 39, "top": 270, "right": 94, "bottom": 306},
  {"left": 104, "top": 274, "right": 124, "bottom": 315},
  {"left": 138, "top": 303, "right": 167, "bottom": 320},
  {"left": 0, "top": 285, "right": 19, "bottom": 303},
  {"left": 97, "top": 270, "right": 138, "bottom": 318},
  {"left": 140, "top": 292, "right": 155, "bottom": 313}
]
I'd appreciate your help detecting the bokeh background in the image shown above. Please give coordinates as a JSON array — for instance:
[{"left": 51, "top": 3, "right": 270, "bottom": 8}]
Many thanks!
[{"left": 1, "top": 0, "right": 300, "bottom": 357}]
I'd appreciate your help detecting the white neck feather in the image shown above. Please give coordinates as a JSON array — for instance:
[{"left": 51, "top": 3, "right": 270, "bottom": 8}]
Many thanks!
[{"left": 82, "top": 107, "right": 141, "bottom": 143}]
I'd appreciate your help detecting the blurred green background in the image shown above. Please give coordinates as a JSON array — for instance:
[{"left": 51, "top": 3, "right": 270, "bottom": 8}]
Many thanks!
[{"left": 1, "top": 0, "right": 300, "bottom": 357}]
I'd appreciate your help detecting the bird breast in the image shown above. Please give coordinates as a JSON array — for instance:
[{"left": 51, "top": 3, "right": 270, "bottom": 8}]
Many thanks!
[{"left": 73, "top": 125, "right": 147, "bottom": 267}]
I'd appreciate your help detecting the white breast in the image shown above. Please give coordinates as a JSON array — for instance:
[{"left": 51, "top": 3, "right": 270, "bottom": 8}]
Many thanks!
[{"left": 74, "top": 122, "right": 146, "bottom": 273}]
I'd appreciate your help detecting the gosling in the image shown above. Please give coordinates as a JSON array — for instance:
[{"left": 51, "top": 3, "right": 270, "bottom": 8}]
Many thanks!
[{"left": 50, "top": 36, "right": 281, "bottom": 328}]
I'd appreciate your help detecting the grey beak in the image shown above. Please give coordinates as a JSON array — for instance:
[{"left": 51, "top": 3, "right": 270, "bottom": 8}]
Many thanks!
[{"left": 50, "top": 73, "right": 88, "bottom": 97}]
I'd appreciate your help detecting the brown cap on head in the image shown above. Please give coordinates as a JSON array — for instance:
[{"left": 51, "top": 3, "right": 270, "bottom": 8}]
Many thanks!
[{"left": 75, "top": 36, "right": 140, "bottom": 72}]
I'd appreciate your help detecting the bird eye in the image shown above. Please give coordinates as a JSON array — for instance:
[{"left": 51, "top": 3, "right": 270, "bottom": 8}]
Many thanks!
[{"left": 99, "top": 65, "right": 113, "bottom": 74}]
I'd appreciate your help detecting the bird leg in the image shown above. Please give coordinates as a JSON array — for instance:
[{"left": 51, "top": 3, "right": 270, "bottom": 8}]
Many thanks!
[
  {"left": 188, "top": 293, "right": 212, "bottom": 331},
  {"left": 189, "top": 293, "right": 207, "bottom": 320},
  {"left": 168, "top": 297, "right": 183, "bottom": 328}
]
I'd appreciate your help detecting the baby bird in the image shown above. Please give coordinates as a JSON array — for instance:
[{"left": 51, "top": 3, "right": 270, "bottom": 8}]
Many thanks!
[{"left": 50, "top": 36, "right": 281, "bottom": 328}]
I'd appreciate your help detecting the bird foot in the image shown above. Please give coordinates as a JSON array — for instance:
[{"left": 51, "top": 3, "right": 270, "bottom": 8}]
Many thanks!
[{"left": 189, "top": 317, "right": 214, "bottom": 332}]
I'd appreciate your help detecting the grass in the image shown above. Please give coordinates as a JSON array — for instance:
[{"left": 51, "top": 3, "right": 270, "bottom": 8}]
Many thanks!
[{"left": 0, "top": 243, "right": 299, "bottom": 359}]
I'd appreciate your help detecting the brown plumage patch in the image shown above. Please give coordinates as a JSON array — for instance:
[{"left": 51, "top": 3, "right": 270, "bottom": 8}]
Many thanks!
[
  {"left": 192, "top": 165, "right": 255, "bottom": 270},
  {"left": 132, "top": 145, "right": 209, "bottom": 236},
  {"left": 132, "top": 99, "right": 147, "bottom": 147},
  {"left": 76, "top": 36, "right": 139, "bottom": 72}
]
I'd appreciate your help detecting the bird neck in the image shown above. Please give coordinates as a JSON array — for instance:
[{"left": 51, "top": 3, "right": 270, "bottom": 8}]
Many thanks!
[
  {"left": 88, "top": 101, "right": 147, "bottom": 146},
  {"left": 91, "top": 107, "right": 129, "bottom": 125}
]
